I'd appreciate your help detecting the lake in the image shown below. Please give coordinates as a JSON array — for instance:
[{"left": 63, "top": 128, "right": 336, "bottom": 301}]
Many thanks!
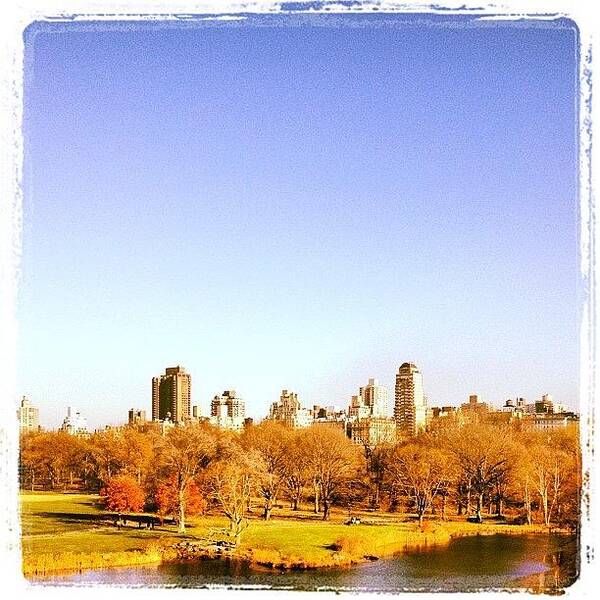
[{"left": 33, "top": 533, "right": 578, "bottom": 593}]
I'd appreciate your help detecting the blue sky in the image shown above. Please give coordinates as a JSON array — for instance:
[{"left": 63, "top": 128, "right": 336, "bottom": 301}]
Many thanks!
[{"left": 19, "top": 15, "right": 579, "bottom": 429}]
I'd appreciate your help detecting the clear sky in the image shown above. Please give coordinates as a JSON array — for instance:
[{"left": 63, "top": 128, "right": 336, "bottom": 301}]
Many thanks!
[{"left": 19, "top": 14, "right": 579, "bottom": 430}]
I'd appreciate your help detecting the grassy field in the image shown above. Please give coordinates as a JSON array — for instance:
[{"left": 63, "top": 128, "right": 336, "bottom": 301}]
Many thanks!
[{"left": 20, "top": 491, "right": 552, "bottom": 576}]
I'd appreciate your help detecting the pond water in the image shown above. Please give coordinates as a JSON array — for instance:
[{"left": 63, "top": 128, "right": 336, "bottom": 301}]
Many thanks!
[{"left": 33, "top": 533, "right": 578, "bottom": 593}]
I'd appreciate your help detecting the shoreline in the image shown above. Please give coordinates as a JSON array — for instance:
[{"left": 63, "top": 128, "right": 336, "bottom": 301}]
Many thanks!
[{"left": 24, "top": 521, "right": 574, "bottom": 578}]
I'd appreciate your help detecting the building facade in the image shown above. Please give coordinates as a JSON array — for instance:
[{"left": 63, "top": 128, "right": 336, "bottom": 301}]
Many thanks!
[
  {"left": 349, "top": 417, "right": 396, "bottom": 448},
  {"left": 128, "top": 408, "right": 146, "bottom": 425},
  {"left": 152, "top": 366, "right": 191, "bottom": 423},
  {"left": 360, "top": 378, "right": 389, "bottom": 417},
  {"left": 348, "top": 394, "right": 371, "bottom": 420},
  {"left": 60, "top": 406, "right": 88, "bottom": 436},
  {"left": 269, "top": 389, "right": 313, "bottom": 428},
  {"left": 210, "top": 390, "right": 245, "bottom": 431},
  {"left": 18, "top": 396, "right": 39, "bottom": 433},
  {"left": 394, "top": 362, "right": 427, "bottom": 436}
]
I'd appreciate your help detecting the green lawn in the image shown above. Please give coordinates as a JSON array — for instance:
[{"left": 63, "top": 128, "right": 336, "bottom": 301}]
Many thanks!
[
  {"left": 21, "top": 491, "right": 550, "bottom": 573},
  {"left": 20, "top": 492, "right": 423, "bottom": 563},
  {"left": 20, "top": 491, "right": 219, "bottom": 556}
]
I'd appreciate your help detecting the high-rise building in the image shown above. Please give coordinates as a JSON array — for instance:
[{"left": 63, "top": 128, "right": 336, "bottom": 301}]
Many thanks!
[
  {"left": 152, "top": 366, "right": 191, "bottom": 423},
  {"left": 210, "top": 390, "right": 245, "bottom": 431},
  {"left": 394, "top": 363, "right": 427, "bottom": 436},
  {"left": 18, "top": 396, "right": 39, "bottom": 433},
  {"left": 269, "top": 390, "right": 313, "bottom": 428},
  {"left": 360, "top": 378, "right": 389, "bottom": 417},
  {"left": 60, "top": 406, "right": 88, "bottom": 436}
]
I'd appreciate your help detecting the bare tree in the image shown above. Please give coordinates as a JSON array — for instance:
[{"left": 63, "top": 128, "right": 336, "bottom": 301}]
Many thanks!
[
  {"left": 206, "top": 443, "right": 262, "bottom": 545},
  {"left": 242, "top": 421, "right": 290, "bottom": 520},
  {"left": 387, "top": 437, "right": 454, "bottom": 525},
  {"left": 303, "top": 426, "right": 361, "bottom": 520},
  {"left": 281, "top": 429, "right": 310, "bottom": 510},
  {"left": 449, "top": 424, "right": 512, "bottom": 523}
]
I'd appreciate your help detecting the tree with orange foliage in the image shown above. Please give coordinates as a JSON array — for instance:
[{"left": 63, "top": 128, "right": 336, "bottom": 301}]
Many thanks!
[
  {"left": 100, "top": 474, "right": 145, "bottom": 513},
  {"left": 155, "top": 476, "right": 206, "bottom": 520}
]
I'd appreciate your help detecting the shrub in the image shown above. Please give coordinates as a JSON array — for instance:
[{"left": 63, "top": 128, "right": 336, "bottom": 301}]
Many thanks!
[{"left": 332, "top": 534, "right": 368, "bottom": 559}]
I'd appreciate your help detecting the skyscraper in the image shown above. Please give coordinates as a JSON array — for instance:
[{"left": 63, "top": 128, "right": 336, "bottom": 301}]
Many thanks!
[
  {"left": 394, "top": 363, "right": 427, "bottom": 436},
  {"left": 18, "top": 396, "right": 39, "bottom": 433},
  {"left": 151, "top": 366, "right": 191, "bottom": 423}
]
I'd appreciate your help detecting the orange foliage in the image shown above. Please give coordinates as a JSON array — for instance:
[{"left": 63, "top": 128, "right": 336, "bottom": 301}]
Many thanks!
[
  {"left": 100, "top": 474, "right": 145, "bottom": 512},
  {"left": 155, "top": 476, "right": 206, "bottom": 518}
]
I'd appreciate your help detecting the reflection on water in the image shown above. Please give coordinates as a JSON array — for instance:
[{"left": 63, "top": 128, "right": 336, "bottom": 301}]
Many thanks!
[{"left": 34, "top": 533, "right": 578, "bottom": 593}]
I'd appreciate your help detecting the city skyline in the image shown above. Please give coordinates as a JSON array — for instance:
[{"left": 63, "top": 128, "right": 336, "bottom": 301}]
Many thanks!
[
  {"left": 22, "top": 359, "right": 571, "bottom": 431},
  {"left": 18, "top": 15, "right": 578, "bottom": 430}
]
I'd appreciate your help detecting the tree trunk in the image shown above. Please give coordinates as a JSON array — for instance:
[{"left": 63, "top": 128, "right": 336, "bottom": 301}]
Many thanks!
[
  {"left": 178, "top": 488, "right": 186, "bottom": 533},
  {"left": 497, "top": 497, "right": 503, "bottom": 517},
  {"left": 292, "top": 497, "right": 299, "bottom": 511},
  {"left": 476, "top": 493, "right": 483, "bottom": 522},
  {"left": 263, "top": 497, "right": 272, "bottom": 521},
  {"left": 313, "top": 483, "right": 320, "bottom": 514},
  {"left": 525, "top": 478, "right": 532, "bottom": 525},
  {"left": 322, "top": 499, "right": 330, "bottom": 521}
]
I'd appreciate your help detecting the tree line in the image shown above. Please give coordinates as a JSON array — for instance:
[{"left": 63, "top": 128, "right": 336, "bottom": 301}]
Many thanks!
[{"left": 19, "top": 419, "right": 580, "bottom": 540}]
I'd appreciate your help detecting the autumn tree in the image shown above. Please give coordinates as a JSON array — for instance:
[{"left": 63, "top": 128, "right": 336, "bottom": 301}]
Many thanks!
[
  {"left": 281, "top": 429, "right": 310, "bottom": 510},
  {"left": 449, "top": 424, "right": 512, "bottom": 522},
  {"left": 120, "top": 426, "right": 157, "bottom": 486},
  {"left": 529, "top": 442, "right": 573, "bottom": 527},
  {"left": 88, "top": 429, "right": 126, "bottom": 486},
  {"left": 159, "top": 423, "right": 217, "bottom": 533},
  {"left": 206, "top": 443, "right": 261, "bottom": 545},
  {"left": 155, "top": 475, "right": 206, "bottom": 519},
  {"left": 19, "top": 431, "right": 43, "bottom": 491},
  {"left": 242, "top": 421, "right": 290, "bottom": 520},
  {"left": 387, "top": 436, "right": 454, "bottom": 525},
  {"left": 303, "top": 426, "right": 361, "bottom": 520},
  {"left": 100, "top": 474, "right": 145, "bottom": 513}
]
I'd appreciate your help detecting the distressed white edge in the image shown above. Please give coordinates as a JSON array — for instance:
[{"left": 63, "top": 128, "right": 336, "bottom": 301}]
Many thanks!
[{"left": 0, "top": 1, "right": 596, "bottom": 599}]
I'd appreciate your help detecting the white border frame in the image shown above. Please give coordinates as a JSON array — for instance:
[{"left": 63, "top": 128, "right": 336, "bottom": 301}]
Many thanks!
[{"left": 1, "top": 1, "right": 596, "bottom": 598}]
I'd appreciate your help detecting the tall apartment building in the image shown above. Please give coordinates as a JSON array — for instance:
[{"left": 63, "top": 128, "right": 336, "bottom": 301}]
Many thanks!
[
  {"left": 18, "top": 396, "right": 39, "bottom": 433},
  {"left": 360, "top": 378, "right": 389, "bottom": 417},
  {"left": 394, "top": 362, "right": 427, "bottom": 436},
  {"left": 210, "top": 390, "right": 245, "bottom": 431},
  {"left": 152, "top": 366, "right": 191, "bottom": 423},
  {"left": 269, "top": 389, "right": 313, "bottom": 428}
]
